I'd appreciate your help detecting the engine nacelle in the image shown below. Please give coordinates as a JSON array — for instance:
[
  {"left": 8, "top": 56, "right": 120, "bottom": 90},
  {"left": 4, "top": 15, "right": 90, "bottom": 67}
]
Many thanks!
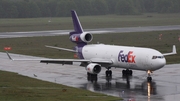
[
  {"left": 70, "top": 32, "right": 93, "bottom": 43},
  {"left": 86, "top": 63, "right": 101, "bottom": 74}
]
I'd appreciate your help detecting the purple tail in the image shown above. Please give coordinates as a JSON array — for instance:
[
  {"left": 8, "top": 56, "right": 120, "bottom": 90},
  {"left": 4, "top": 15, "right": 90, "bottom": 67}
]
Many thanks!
[
  {"left": 69, "top": 10, "right": 93, "bottom": 59},
  {"left": 70, "top": 10, "right": 84, "bottom": 35},
  {"left": 69, "top": 10, "right": 93, "bottom": 46}
]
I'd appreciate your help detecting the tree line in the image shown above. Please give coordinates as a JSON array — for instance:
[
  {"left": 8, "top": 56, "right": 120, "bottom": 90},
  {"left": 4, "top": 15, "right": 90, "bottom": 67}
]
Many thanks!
[{"left": 0, "top": 0, "right": 180, "bottom": 18}]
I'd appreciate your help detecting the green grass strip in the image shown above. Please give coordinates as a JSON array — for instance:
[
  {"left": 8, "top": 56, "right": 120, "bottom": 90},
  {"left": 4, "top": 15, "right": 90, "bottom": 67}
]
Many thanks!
[{"left": 0, "top": 71, "right": 121, "bottom": 101}]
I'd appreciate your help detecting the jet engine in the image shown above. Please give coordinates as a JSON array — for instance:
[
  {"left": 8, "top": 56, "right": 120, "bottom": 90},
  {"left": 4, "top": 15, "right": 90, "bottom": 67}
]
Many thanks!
[
  {"left": 70, "top": 32, "right": 93, "bottom": 43},
  {"left": 86, "top": 63, "right": 101, "bottom": 74}
]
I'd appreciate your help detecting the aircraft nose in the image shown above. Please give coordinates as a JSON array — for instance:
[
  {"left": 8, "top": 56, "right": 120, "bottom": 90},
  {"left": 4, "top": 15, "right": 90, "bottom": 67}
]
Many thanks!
[
  {"left": 156, "top": 58, "right": 166, "bottom": 70},
  {"left": 160, "top": 58, "right": 166, "bottom": 67},
  {"left": 151, "top": 58, "right": 166, "bottom": 71}
]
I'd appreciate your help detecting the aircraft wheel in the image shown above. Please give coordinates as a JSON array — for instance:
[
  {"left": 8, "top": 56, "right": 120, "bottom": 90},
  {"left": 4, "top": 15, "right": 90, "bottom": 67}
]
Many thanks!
[
  {"left": 122, "top": 70, "right": 126, "bottom": 76},
  {"left": 94, "top": 75, "right": 98, "bottom": 82},
  {"left": 147, "top": 70, "right": 152, "bottom": 82},
  {"left": 109, "top": 70, "right": 112, "bottom": 77},
  {"left": 129, "top": 70, "right": 133, "bottom": 76},
  {"left": 147, "top": 76, "right": 152, "bottom": 82},
  {"left": 88, "top": 73, "right": 97, "bottom": 82},
  {"left": 106, "top": 70, "right": 112, "bottom": 77},
  {"left": 87, "top": 72, "right": 91, "bottom": 81},
  {"left": 122, "top": 69, "right": 133, "bottom": 77}
]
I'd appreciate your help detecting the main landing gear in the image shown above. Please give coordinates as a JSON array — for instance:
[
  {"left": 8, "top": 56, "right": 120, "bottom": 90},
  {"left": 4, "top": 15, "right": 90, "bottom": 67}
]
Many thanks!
[
  {"left": 105, "top": 67, "right": 112, "bottom": 77},
  {"left": 87, "top": 68, "right": 153, "bottom": 83},
  {"left": 147, "top": 70, "right": 152, "bottom": 82},
  {"left": 105, "top": 68, "right": 133, "bottom": 78},
  {"left": 122, "top": 69, "right": 133, "bottom": 77},
  {"left": 87, "top": 67, "right": 113, "bottom": 82},
  {"left": 87, "top": 72, "right": 98, "bottom": 82}
]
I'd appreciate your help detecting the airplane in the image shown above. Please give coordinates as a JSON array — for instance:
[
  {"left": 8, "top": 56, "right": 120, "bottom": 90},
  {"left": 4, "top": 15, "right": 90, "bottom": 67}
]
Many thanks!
[{"left": 6, "top": 10, "right": 177, "bottom": 82}]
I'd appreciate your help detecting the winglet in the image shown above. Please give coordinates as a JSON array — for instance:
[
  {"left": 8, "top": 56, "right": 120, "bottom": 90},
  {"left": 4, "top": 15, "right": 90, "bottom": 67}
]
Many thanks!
[
  {"left": 163, "top": 45, "right": 177, "bottom": 56},
  {"left": 6, "top": 51, "right": 13, "bottom": 60},
  {"left": 172, "top": 45, "right": 177, "bottom": 54}
]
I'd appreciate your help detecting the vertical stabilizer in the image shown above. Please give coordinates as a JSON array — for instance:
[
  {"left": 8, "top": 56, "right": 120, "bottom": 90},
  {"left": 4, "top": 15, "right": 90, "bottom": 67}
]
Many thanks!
[
  {"left": 70, "top": 10, "right": 84, "bottom": 35},
  {"left": 69, "top": 10, "right": 93, "bottom": 50}
]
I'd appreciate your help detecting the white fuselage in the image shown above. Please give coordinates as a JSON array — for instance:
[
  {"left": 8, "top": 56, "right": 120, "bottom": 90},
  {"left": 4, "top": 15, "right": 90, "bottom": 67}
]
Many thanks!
[{"left": 82, "top": 44, "right": 166, "bottom": 71}]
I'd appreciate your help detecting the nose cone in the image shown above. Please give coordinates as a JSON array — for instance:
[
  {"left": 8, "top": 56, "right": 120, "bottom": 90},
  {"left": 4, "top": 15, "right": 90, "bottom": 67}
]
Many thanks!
[
  {"left": 154, "top": 58, "right": 166, "bottom": 70},
  {"left": 159, "top": 58, "right": 166, "bottom": 67}
]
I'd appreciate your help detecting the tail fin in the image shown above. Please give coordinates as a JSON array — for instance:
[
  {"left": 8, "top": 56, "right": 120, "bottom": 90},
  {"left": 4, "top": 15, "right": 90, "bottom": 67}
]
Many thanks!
[
  {"left": 70, "top": 10, "right": 84, "bottom": 35},
  {"left": 69, "top": 10, "right": 93, "bottom": 47}
]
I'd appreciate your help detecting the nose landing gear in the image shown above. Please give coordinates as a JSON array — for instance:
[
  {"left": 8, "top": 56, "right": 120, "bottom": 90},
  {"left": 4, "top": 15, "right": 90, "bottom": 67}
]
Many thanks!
[{"left": 147, "top": 70, "right": 152, "bottom": 82}]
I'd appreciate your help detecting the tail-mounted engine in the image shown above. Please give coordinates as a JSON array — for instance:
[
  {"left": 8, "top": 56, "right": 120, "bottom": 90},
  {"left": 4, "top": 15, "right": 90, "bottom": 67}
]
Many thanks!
[
  {"left": 70, "top": 32, "right": 93, "bottom": 43},
  {"left": 86, "top": 63, "right": 101, "bottom": 74}
]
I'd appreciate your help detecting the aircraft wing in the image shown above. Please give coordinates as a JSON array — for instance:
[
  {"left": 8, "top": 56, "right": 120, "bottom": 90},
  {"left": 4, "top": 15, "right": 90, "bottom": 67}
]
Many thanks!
[
  {"left": 163, "top": 45, "right": 177, "bottom": 56},
  {"left": 6, "top": 52, "right": 113, "bottom": 66}
]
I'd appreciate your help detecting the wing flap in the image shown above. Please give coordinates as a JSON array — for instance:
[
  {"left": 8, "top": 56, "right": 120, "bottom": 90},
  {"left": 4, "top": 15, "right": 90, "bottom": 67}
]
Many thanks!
[
  {"left": 40, "top": 59, "right": 90, "bottom": 65},
  {"left": 41, "top": 60, "right": 73, "bottom": 65}
]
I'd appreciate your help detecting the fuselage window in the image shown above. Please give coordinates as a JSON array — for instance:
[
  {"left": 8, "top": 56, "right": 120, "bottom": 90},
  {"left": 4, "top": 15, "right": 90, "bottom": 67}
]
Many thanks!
[
  {"left": 152, "top": 56, "right": 157, "bottom": 59},
  {"left": 152, "top": 56, "right": 164, "bottom": 59},
  {"left": 157, "top": 56, "right": 164, "bottom": 58}
]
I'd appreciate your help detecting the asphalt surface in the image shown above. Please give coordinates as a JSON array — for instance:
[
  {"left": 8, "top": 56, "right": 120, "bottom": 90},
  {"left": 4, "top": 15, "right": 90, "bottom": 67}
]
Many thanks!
[
  {"left": 0, "top": 25, "right": 180, "bottom": 38},
  {"left": 1, "top": 52, "right": 180, "bottom": 101}
]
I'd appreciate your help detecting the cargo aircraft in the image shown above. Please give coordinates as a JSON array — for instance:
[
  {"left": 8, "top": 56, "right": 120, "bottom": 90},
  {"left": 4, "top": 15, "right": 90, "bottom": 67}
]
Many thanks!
[{"left": 7, "top": 10, "right": 177, "bottom": 82}]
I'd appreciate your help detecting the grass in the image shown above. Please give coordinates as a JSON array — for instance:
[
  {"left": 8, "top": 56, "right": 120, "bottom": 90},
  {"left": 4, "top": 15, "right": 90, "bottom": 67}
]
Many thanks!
[
  {"left": 0, "top": 13, "right": 180, "bottom": 32},
  {"left": 0, "top": 30, "right": 180, "bottom": 64},
  {"left": 0, "top": 71, "right": 121, "bottom": 101}
]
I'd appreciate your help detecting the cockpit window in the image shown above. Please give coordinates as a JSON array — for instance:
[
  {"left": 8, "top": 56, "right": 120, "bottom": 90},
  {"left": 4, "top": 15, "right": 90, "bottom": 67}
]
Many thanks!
[
  {"left": 152, "top": 56, "right": 164, "bottom": 59},
  {"left": 152, "top": 56, "right": 157, "bottom": 59}
]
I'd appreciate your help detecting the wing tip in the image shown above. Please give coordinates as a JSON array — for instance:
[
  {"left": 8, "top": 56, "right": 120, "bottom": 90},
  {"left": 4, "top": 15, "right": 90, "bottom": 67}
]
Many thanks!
[
  {"left": 6, "top": 51, "right": 13, "bottom": 60},
  {"left": 173, "top": 45, "right": 177, "bottom": 54},
  {"left": 163, "top": 45, "right": 177, "bottom": 56}
]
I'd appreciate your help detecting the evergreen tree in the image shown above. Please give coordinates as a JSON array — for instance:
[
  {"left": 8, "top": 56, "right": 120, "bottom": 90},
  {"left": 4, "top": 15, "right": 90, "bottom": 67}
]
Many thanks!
[
  {"left": 115, "top": 0, "right": 134, "bottom": 15},
  {"left": 28, "top": 1, "right": 41, "bottom": 17},
  {"left": 155, "top": 0, "right": 173, "bottom": 13},
  {"left": 0, "top": 0, "right": 179, "bottom": 18}
]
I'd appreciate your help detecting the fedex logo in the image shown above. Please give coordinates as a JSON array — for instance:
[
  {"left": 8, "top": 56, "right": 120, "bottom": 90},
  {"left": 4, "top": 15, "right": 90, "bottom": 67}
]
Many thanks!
[
  {"left": 71, "top": 36, "right": 78, "bottom": 41},
  {"left": 118, "top": 50, "right": 136, "bottom": 63}
]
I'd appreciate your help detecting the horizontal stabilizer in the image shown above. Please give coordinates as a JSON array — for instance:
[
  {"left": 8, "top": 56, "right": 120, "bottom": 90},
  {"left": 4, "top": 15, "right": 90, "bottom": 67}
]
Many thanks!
[{"left": 45, "top": 45, "right": 77, "bottom": 52}]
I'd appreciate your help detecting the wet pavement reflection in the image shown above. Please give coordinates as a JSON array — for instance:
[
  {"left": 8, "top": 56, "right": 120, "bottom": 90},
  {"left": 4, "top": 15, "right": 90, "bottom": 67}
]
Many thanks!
[{"left": 80, "top": 72, "right": 180, "bottom": 101}]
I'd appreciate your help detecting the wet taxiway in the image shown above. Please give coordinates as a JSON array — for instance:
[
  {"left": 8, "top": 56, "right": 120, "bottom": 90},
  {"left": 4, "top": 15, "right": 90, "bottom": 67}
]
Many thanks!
[{"left": 0, "top": 52, "right": 180, "bottom": 101}]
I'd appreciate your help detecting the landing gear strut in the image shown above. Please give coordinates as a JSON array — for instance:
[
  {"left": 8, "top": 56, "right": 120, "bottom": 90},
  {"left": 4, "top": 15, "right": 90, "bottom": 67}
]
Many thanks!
[
  {"left": 122, "top": 69, "right": 133, "bottom": 76},
  {"left": 87, "top": 72, "right": 97, "bottom": 82},
  {"left": 106, "top": 67, "right": 112, "bottom": 77},
  {"left": 147, "top": 70, "right": 152, "bottom": 82}
]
